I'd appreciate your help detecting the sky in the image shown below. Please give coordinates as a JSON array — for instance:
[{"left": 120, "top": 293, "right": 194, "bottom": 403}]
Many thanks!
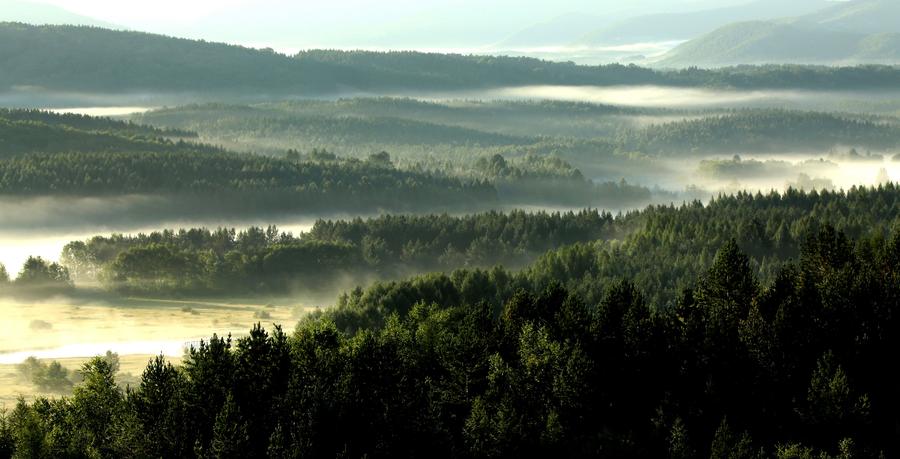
[
  {"left": 28, "top": 0, "right": 725, "bottom": 24},
  {"left": 11, "top": 0, "right": 745, "bottom": 50},
  {"left": 3, "top": 0, "right": 853, "bottom": 61}
]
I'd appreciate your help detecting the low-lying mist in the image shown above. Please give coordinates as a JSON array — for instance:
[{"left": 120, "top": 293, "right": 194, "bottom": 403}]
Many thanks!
[
  {"left": 386, "top": 86, "right": 900, "bottom": 113},
  {"left": 645, "top": 153, "right": 899, "bottom": 198},
  {"left": 12, "top": 85, "right": 900, "bottom": 116},
  {"left": 0, "top": 195, "right": 329, "bottom": 271}
]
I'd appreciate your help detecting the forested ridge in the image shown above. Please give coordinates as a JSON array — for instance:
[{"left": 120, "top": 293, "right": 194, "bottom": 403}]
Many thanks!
[
  {"left": 0, "top": 109, "right": 194, "bottom": 138},
  {"left": 0, "top": 109, "right": 498, "bottom": 210},
  {"left": 59, "top": 210, "right": 622, "bottom": 295},
  {"left": 58, "top": 185, "right": 900, "bottom": 306},
  {"left": 619, "top": 110, "right": 900, "bottom": 155},
  {"left": 325, "top": 185, "right": 900, "bottom": 330},
  {"left": 4, "top": 23, "right": 900, "bottom": 94},
  {"left": 0, "top": 108, "right": 658, "bottom": 209},
  {"left": 0, "top": 109, "right": 201, "bottom": 158},
  {"left": 135, "top": 102, "right": 900, "bottom": 166},
  {"left": 4, "top": 192, "right": 900, "bottom": 457}
]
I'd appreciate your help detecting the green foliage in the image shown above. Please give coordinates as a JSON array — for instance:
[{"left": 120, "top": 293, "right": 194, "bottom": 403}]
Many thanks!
[
  {"left": 621, "top": 110, "right": 900, "bottom": 155},
  {"left": 0, "top": 409, "right": 12, "bottom": 459},
  {"left": 333, "top": 185, "right": 900, "bottom": 332},
  {"left": 5, "top": 23, "right": 900, "bottom": 94},
  {"left": 61, "top": 210, "right": 617, "bottom": 295},
  {"left": 14, "top": 256, "right": 73, "bottom": 294},
  {"left": 16, "top": 357, "right": 73, "bottom": 393},
  {"left": 709, "top": 418, "right": 765, "bottom": 459},
  {"left": 0, "top": 109, "right": 201, "bottom": 159},
  {"left": 800, "top": 352, "right": 871, "bottom": 432},
  {"left": 7, "top": 222, "right": 900, "bottom": 457}
]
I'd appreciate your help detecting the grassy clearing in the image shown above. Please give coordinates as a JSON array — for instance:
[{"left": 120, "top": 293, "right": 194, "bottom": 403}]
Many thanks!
[{"left": 0, "top": 295, "right": 315, "bottom": 406}]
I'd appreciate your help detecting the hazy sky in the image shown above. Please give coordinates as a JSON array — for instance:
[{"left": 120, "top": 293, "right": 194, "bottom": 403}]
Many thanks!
[
  {"left": 11, "top": 0, "right": 849, "bottom": 56},
  {"left": 30, "top": 0, "right": 727, "bottom": 24},
  {"left": 16, "top": 0, "right": 745, "bottom": 48}
]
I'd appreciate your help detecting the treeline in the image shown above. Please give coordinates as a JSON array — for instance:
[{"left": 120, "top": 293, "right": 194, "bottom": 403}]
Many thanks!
[
  {"left": 329, "top": 185, "right": 900, "bottom": 330},
  {"left": 4, "top": 227, "right": 899, "bottom": 457},
  {"left": 59, "top": 185, "right": 900, "bottom": 301},
  {"left": 5, "top": 23, "right": 900, "bottom": 94},
  {"left": 0, "top": 151, "right": 495, "bottom": 211},
  {"left": 0, "top": 109, "right": 653, "bottom": 211},
  {"left": 619, "top": 110, "right": 900, "bottom": 155},
  {"left": 132, "top": 99, "right": 644, "bottom": 149},
  {"left": 696, "top": 156, "right": 836, "bottom": 181},
  {"left": 0, "top": 109, "right": 194, "bottom": 138},
  {"left": 135, "top": 102, "right": 900, "bottom": 168},
  {"left": 470, "top": 154, "right": 652, "bottom": 207},
  {"left": 60, "top": 210, "right": 623, "bottom": 295},
  {"left": 0, "top": 109, "right": 205, "bottom": 158},
  {"left": 135, "top": 105, "right": 530, "bottom": 148},
  {"left": 0, "top": 256, "right": 73, "bottom": 296}
]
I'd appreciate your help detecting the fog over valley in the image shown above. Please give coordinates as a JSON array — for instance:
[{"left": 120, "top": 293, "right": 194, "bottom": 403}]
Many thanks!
[{"left": 1, "top": 0, "right": 900, "bottom": 457}]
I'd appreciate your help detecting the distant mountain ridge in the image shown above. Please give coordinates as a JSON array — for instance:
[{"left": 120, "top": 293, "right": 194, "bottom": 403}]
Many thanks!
[
  {"left": 0, "top": 0, "right": 117, "bottom": 28},
  {"left": 576, "top": 0, "right": 829, "bottom": 46},
  {"left": 657, "top": 0, "right": 900, "bottom": 67},
  {"left": 3, "top": 22, "right": 900, "bottom": 99}
]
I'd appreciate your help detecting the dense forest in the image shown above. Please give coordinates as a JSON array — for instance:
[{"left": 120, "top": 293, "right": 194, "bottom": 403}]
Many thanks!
[
  {"left": 620, "top": 110, "right": 900, "bottom": 155},
  {"left": 5, "top": 23, "right": 900, "bottom": 95},
  {"left": 0, "top": 150, "right": 498, "bottom": 212},
  {"left": 57, "top": 186, "right": 900, "bottom": 306},
  {"left": 3, "top": 220, "right": 899, "bottom": 457},
  {"left": 0, "top": 109, "right": 657, "bottom": 211},
  {"left": 0, "top": 109, "right": 200, "bottom": 158},
  {"left": 0, "top": 109, "right": 194, "bottom": 138},
  {"left": 0, "top": 256, "right": 73, "bottom": 297},
  {"left": 324, "top": 185, "right": 900, "bottom": 330},
  {"left": 134, "top": 102, "right": 900, "bottom": 182},
  {"left": 4, "top": 3, "right": 900, "bottom": 457},
  {"left": 59, "top": 210, "right": 622, "bottom": 296}
]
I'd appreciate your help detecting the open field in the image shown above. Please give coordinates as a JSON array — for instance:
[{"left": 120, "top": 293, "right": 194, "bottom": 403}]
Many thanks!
[{"left": 0, "top": 294, "right": 313, "bottom": 407}]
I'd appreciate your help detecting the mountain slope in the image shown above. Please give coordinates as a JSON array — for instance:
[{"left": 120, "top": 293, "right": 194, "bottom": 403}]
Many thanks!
[
  {"left": 656, "top": 0, "right": 900, "bottom": 67},
  {"left": 579, "top": 0, "right": 828, "bottom": 45},
  {"left": 497, "top": 13, "right": 606, "bottom": 48},
  {"left": 797, "top": 0, "right": 900, "bottom": 34},
  {"left": 3, "top": 22, "right": 900, "bottom": 97}
]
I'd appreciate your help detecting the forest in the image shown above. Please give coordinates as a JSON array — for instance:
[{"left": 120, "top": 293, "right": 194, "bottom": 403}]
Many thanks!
[
  {"left": 5, "top": 24, "right": 900, "bottom": 95},
  {"left": 3, "top": 13, "right": 900, "bottom": 459},
  {"left": 617, "top": 110, "right": 900, "bottom": 155},
  {"left": 3, "top": 218, "right": 898, "bottom": 457},
  {"left": 51, "top": 185, "right": 900, "bottom": 309},
  {"left": 57, "top": 210, "right": 621, "bottom": 296},
  {"left": 0, "top": 109, "right": 201, "bottom": 158},
  {"left": 0, "top": 109, "right": 658, "bottom": 213},
  {"left": 136, "top": 103, "right": 900, "bottom": 159},
  {"left": 124, "top": 99, "right": 900, "bottom": 205}
]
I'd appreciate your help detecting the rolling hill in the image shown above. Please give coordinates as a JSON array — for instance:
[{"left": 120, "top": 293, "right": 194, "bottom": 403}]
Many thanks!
[
  {"left": 577, "top": 0, "right": 828, "bottom": 46},
  {"left": 2, "top": 22, "right": 900, "bottom": 98},
  {"left": 657, "top": 0, "right": 900, "bottom": 67}
]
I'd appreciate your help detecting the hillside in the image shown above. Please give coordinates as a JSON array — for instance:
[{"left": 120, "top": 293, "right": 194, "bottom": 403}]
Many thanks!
[
  {"left": 578, "top": 0, "right": 828, "bottom": 46},
  {"left": 0, "top": 23, "right": 658, "bottom": 94},
  {"left": 0, "top": 109, "right": 497, "bottom": 212},
  {"left": 657, "top": 0, "right": 900, "bottom": 67},
  {"left": 4, "top": 23, "right": 900, "bottom": 98},
  {"left": 0, "top": 108, "right": 198, "bottom": 157},
  {"left": 797, "top": 0, "right": 900, "bottom": 35}
]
